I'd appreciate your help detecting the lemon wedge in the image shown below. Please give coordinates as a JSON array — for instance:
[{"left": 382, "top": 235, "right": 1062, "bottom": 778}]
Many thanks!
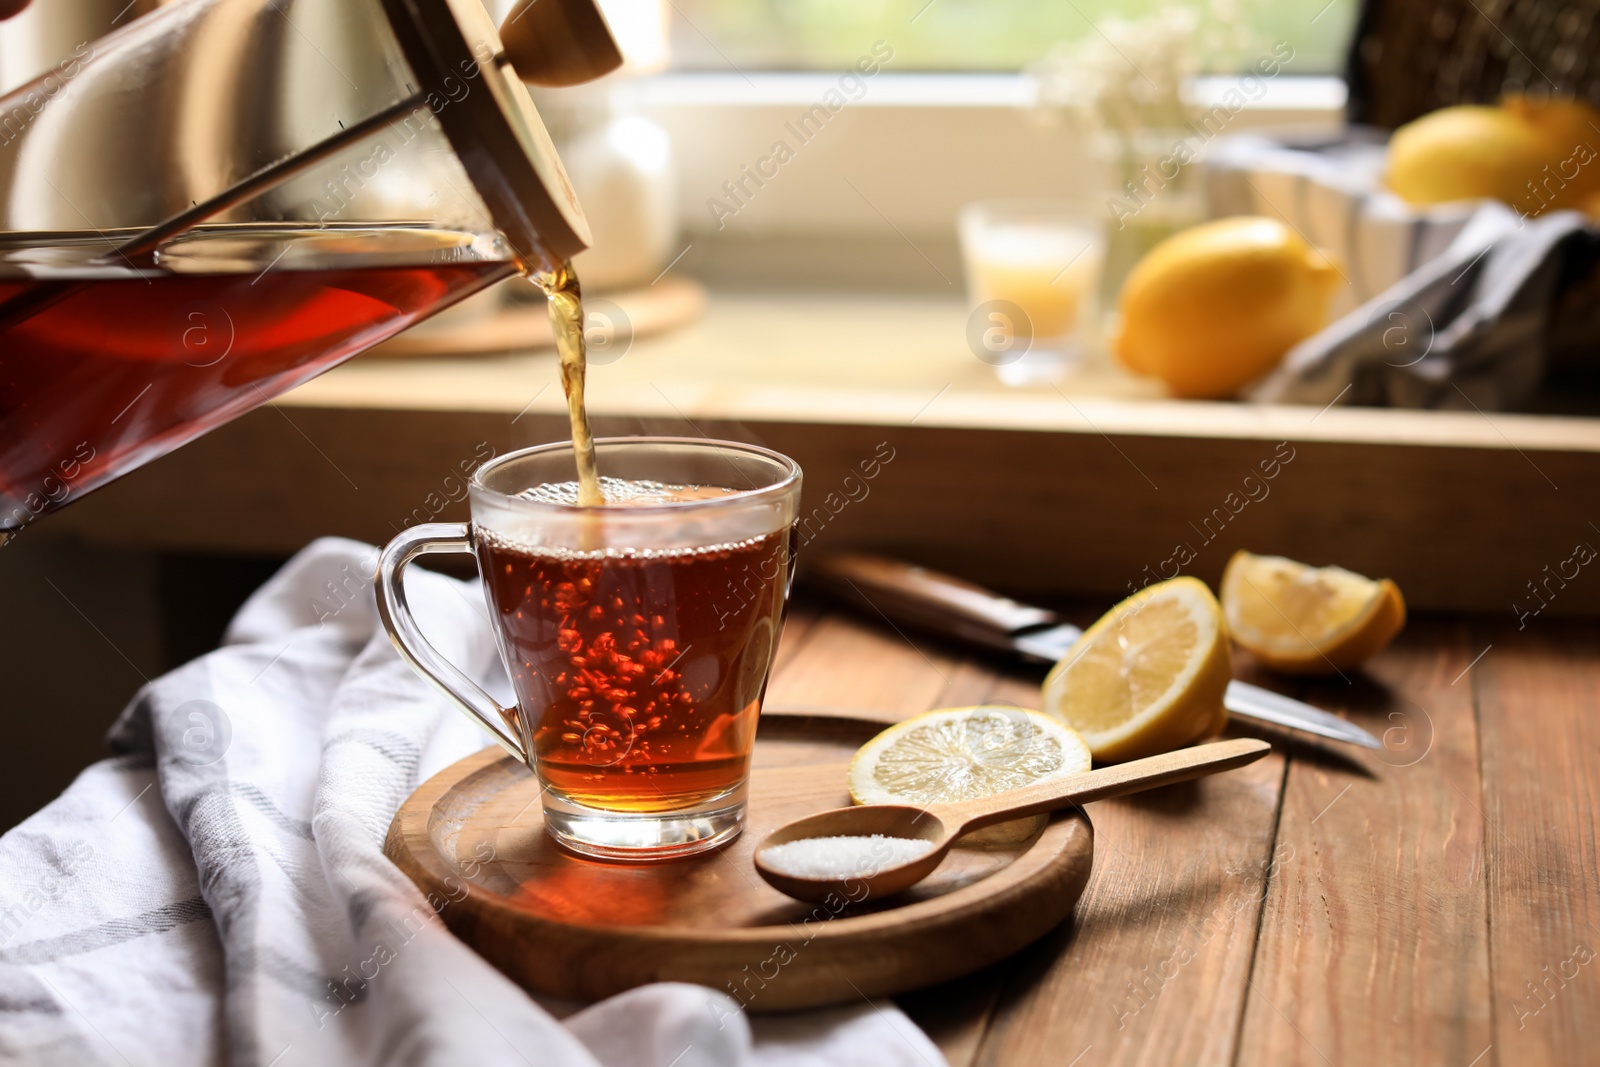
[
  {"left": 1042, "top": 577, "right": 1232, "bottom": 763},
  {"left": 847, "top": 705, "right": 1091, "bottom": 808},
  {"left": 1221, "top": 551, "right": 1405, "bottom": 675}
]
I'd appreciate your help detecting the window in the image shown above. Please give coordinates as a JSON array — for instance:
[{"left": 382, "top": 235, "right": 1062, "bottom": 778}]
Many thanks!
[{"left": 666, "top": 0, "right": 1359, "bottom": 74}]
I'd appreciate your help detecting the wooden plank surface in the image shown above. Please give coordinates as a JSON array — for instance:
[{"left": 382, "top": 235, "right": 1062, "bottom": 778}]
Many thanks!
[
  {"left": 971, "top": 674, "right": 1287, "bottom": 1067},
  {"left": 765, "top": 605, "right": 1293, "bottom": 1065},
  {"left": 764, "top": 603, "right": 1600, "bottom": 1066},
  {"left": 765, "top": 612, "right": 997, "bottom": 721},
  {"left": 1236, "top": 623, "right": 1492, "bottom": 1065},
  {"left": 1474, "top": 622, "right": 1600, "bottom": 1066}
]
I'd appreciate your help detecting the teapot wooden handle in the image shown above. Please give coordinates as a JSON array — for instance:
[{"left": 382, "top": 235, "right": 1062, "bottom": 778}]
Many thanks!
[{"left": 500, "top": 0, "right": 625, "bottom": 86}]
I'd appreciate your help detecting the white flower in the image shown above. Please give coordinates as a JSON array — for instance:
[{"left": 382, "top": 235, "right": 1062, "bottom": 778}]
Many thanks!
[{"left": 1030, "top": 4, "right": 1260, "bottom": 136}]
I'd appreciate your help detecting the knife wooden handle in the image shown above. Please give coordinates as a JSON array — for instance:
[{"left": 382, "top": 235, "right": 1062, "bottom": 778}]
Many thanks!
[{"left": 807, "top": 553, "right": 1057, "bottom": 648}]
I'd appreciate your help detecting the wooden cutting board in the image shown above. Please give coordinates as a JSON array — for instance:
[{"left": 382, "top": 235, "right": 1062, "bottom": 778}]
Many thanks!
[{"left": 384, "top": 711, "right": 1094, "bottom": 1010}]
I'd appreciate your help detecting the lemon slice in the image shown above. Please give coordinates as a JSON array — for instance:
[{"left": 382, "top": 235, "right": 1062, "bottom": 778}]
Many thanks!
[
  {"left": 847, "top": 705, "right": 1091, "bottom": 808},
  {"left": 1221, "top": 551, "right": 1405, "bottom": 674},
  {"left": 1042, "top": 577, "right": 1232, "bottom": 763}
]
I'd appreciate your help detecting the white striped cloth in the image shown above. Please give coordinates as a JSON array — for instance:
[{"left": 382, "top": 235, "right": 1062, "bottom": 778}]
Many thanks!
[
  {"left": 1206, "top": 131, "right": 1484, "bottom": 318},
  {"left": 1208, "top": 132, "right": 1600, "bottom": 410},
  {"left": 0, "top": 537, "right": 944, "bottom": 1067}
]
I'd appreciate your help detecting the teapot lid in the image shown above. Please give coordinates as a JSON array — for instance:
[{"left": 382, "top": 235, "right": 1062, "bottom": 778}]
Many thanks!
[{"left": 379, "top": 0, "right": 615, "bottom": 271}]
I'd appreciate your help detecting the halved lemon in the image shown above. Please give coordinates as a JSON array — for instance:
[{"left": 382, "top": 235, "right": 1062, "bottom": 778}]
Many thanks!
[
  {"left": 1221, "top": 551, "right": 1405, "bottom": 675},
  {"left": 847, "top": 705, "right": 1091, "bottom": 808},
  {"left": 1042, "top": 577, "right": 1232, "bottom": 763}
]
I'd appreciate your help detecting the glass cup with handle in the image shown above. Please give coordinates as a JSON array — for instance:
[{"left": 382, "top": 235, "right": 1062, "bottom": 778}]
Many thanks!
[{"left": 376, "top": 436, "right": 802, "bottom": 860}]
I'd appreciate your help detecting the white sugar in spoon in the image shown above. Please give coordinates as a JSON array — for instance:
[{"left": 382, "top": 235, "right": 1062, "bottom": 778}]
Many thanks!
[{"left": 755, "top": 738, "right": 1271, "bottom": 903}]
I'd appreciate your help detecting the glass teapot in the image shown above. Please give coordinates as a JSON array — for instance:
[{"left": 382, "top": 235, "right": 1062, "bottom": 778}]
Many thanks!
[{"left": 0, "top": 0, "right": 621, "bottom": 542}]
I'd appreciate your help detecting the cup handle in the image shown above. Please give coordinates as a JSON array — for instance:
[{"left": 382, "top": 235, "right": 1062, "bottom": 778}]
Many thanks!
[{"left": 375, "top": 523, "right": 527, "bottom": 764}]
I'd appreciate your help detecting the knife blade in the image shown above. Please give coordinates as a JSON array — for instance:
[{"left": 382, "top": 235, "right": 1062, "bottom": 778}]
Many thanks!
[{"left": 808, "top": 552, "right": 1384, "bottom": 751}]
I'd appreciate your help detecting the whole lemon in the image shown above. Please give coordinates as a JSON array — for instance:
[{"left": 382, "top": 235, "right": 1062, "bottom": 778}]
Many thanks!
[
  {"left": 1502, "top": 94, "right": 1600, "bottom": 154},
  {"left": 1114, "top": 217, "right": 1341, "bottom": 399},
  {"left": 1385, "top": 103, "right": 1594, "bottom": 212},
  {"left": 1501, "top": 93, "right": 1600, "bottom": 207}
]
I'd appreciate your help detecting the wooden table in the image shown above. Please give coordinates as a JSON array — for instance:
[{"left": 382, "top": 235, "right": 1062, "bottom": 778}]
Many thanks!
[{"left": 764, "top": 600, "right": 1598, "bottom": 1067}]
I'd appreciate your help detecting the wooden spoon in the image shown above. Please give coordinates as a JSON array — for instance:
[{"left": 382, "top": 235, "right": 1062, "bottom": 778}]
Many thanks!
[{"left": 755, "top": 737, "right": 1271, "bottom": 903}]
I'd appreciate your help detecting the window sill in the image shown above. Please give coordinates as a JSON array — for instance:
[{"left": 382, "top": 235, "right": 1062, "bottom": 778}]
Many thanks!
[
  {"left": 633, "top": 72, "right": 1347, "bottom": 114},
  {"left": 616, "top": 73, "right": 1347, "bottom": 288}
]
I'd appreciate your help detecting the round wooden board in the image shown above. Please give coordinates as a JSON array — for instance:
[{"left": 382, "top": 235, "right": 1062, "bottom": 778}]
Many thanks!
[{"left": 384, "top": 712, "right": 1094, "bottom": 1011}]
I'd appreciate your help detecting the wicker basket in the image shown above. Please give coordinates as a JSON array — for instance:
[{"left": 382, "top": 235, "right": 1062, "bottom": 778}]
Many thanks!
[{"left": 1346, "top": 0, "right": 1600, "bottom": 128}]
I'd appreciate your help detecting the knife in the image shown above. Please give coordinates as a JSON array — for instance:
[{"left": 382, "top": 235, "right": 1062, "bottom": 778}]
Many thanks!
[{"left": 807, "top": 552, "right": 1384, "bottom": 751}]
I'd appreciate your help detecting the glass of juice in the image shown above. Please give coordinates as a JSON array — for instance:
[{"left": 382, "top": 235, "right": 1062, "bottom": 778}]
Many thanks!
[
  {"left": 376, "top": 437, "right": 802, "bottom": 860},
  {"left": 958, "top": 200, "right": 1106, "bottom": 386}
]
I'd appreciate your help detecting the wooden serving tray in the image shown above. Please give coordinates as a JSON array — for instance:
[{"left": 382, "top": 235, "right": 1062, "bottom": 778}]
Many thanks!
[
  {"left": 384, "top": 711, "right": 1093, "bottom": 1010},
  {"left": 58, "top": 287, "right": 1600, "bottom": 614}
]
